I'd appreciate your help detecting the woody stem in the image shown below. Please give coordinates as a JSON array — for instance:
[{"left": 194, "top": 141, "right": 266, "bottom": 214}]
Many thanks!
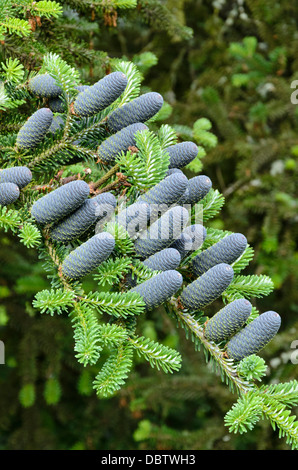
[{"left": 92, "top": 163, "right": 120, "bottom": 190}]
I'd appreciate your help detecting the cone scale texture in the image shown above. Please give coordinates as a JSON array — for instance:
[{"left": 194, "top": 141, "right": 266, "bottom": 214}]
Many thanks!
[
  {"left": 127, "top": 248, "right": 181, "bottom": 288},
  {"left": 28, "top": 74, "right": 62, "bottom": 98},
  {"left": 16, "top": 108, "right": 53, "bottom": 150},
  {"left": 49, "top": 86, "right": 89, "bottom": 113},
  {"left": 137, "top": 173, "right": 188, "bottom": 207},
  {"left": 143, "top": 248, "right": 181, "bottom": 272},
  {"left": 31, "top": 180, "right": 90, "bottom": 225},
  {"left": 97, "top": 123, "right": 148, "bottom": 164},
  {"left": 76, "top": 85, "right": 90, "bottom": 93},
  {"left": 49, "top": 97, "right": 65, "bottom": 113},
  {"left": 193, "top": 233, "right": 247, "bottom": 277},
  {"left": 170, "top": 224, "right": 207, "bottom": 259},
  {"left": 134, "top": 206, "right": 189, "bottom": 259},
  {"left": 204, "top": 299, "right": 252, "bottom": 343},
  {"left": 107, "top": 92, "right": 164, "bottom": 133},
  {"left": 0, "top": 183, "right": 20, "bottom": 206},
  {"left": 165, "top": 141, "right": 199, "bottom": 169},
  {"left": 179, "top": 175, "right": 212, "bottom": 205},
  {"left": 0, "top": 166, "right": 32, "bottom": 189},
  {"left": 180, "top": 263, "right": 234, "bottom": 311},
  {"left": 74, "top": 72, "right": 128, "bottom": 117},
  {"left": 50, "top": 192, "right": 116, "bottom": 242},
  {"left": 226, "top": 311, "right": 281, "bottom": 361},
  {"left": 130, "top": 270, "right": 183, "bottom": 311},
  {"left": 62, "top": 232, "right": 115, "bottom": 280},
  {"left": 48, "top": 115, "right": 65, "bottom": 134},
  {"left": 117, "top": 202, "right": 150, "bottom": 239},
  {"left": 135, "top": 173, "right": 189, "bottom": 227},
  {"left": 166, "top": 168, "right": 184, "bottom": 177}
]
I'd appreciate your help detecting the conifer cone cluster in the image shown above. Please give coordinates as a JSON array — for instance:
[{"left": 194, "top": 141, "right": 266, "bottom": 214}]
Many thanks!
[
  {"left": 50, "top": 192, "right": 117, "bottom": 242},
  {"left": 0, "top": 183, "right": 20, "bottom": 206},
  {"left": 137, "top": 172, "right": 188, "bottom": 207},
  {"left": 28, "top": 73, "right": 62, "bottom": 98},
  {"left": 117, "top": 201, "right": 150, "bottom": 239},
  {"left": 143, "top": 248, "right": 181, "bottom": 272},
  {"left": 48, "top": 115, "right": 64, "bottom": 134},
  {"left": 134, "top": 205, "right": 189, "bottom": 259},
  {"left": 135, "top": 172, "right": 189, "bottom": 223},
  {"left": 0, "top": 166, "right": 32, "bottom": 206},
  {"left": 170, "top": 224, "right": 207, "bottom": 259},
  {"left": 3, "top": 69, "right": 281, "bottom": 366},
  {"left": 49, "top": 86, "right": 90, "bottom": 113},
  {"left": 179, "top": 175, "right": 212, "bottom": 205},
  {"left": 0, "top": 166, "right": 32, "bottom": 189}
]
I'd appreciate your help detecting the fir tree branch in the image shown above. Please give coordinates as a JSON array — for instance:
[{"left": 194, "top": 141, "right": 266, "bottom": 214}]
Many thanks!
[
  {"left": 93, "top": 342, "right": 134, "bottom": 398},
  {"left": 91, "top": 163, "right": 120, "bottom": 190},
  {"left": 169, "top": 304, "right": 252, "bottom": 394}
]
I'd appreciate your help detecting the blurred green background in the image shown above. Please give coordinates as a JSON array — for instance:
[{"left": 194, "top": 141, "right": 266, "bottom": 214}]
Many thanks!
[{"left": 0, "top": 0, "right": 297, "bottom": 450}]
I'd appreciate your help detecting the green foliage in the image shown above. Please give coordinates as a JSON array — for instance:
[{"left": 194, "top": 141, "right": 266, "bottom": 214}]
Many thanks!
[
  {"left": 112, "top": 60, "right": 142, "bottom": 106},
  {"left": 1, "top": 58, "right": 24, "bottom": 83},
  {"left": 42, "top": 52, "right": 80, "bottom": 98},
  {"left": 18, "top": 222, "right": 42, "bottom": 248},
  {"left": 224, "top": 392, "right": 264, "bottom": 434},
  {"left": 94, "top": 256, "right": 133, "bottom": 287},
  {"left": 82, "top": 291, "right": 146, "bottom": 318},
  {"left": 224, "top": 274, "right": 274, "bottom": 302},
  {"left": 93, "top": 342, "right": 134, "bottom": 398},
  {"left": 237, "top": 355, "right": 267, "bottom": 382},
  {"left": 200, "top": 189, "right": 225, "bottom": 223},
  {"left": 19, "top": 383, "right": 36, "bottom": 408},
  {"left": 71, "top": 305, "right": 103, "bottom": 366},
  {"left": 225, "top": 386, "right": 298, "bottom": 450},
  {"left": 0, "top": 1, "right": 297, "bottom": 450},
  {"left": 44, "top": 377, "right": 62, "bottom": 405},
  {"left": 117, "top": 128, "right": 170, "bottom": 189},
  {"left": 0, "top": 206, "right": 21, "bottom": 232},
  {"left": 0, "top": 0, "right": 62, "bottom": 41},
  {"left": 33, "top": 288, "right": 75, "bottom": 315},
  {"left": 129, "top": 336, "right": 182, "bottom": 373}
]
